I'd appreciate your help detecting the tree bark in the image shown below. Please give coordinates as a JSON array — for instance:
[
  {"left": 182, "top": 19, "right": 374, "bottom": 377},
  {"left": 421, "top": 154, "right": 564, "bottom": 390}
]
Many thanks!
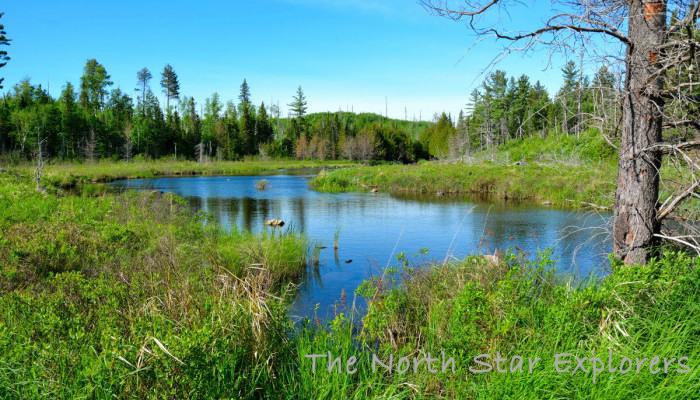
[{"left": 613, "top": 0, "right": 666, "bottom": 264}]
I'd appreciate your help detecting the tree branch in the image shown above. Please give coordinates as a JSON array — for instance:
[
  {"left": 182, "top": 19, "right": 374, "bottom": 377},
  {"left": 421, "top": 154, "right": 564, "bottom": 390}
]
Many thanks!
[{"left": 657, "top": 180, "right": 700, "bottom": 222}]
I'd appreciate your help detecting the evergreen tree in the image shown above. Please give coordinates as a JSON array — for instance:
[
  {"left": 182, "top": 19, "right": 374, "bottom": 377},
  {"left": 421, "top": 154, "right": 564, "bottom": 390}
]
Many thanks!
[
  {"left": 558, "top": 61, "right": 580, "bottom": 134},
  {"left": 257, "top": 102, "right": 273, "bottom": 146},
  {"left": 287, "top": 86, "right": 308, "bottom": 146},
  {"left": 238, "top": 79, "right": 255, "bottom": 155},
  {"left": 58, "top": 82, "right": 82, "bottom": 158},
  {"left": 179, "top": 96, "right": 200, "bottom": 158},
  {"left": 289, "top": 86, "right": 308, "bottom": 118},
  {"left": 529, "top": 81, "right": 551, "bottom": 136},
  {"left": 136, "top": 67, "right": 152, "bottom": 115},
  {"left": 419, "top": 112, "right": 455, "bottom": 158},
  {"left": 223, "top": 101, "right": 240, "bottom": 159},
  {"left": 105, "top": 88, "right": 133, "bottom": 157},
  {"left": 160, "top": 64, "right": 180, "bottom": 112},
  {"left": 482, "top": 70, "right": 508, "bottom": 147},
  {"left": 0, "top": 12, "right": 10, "bottom": 90},
  {"left": 134, "top": 91, "right": 165, "bottom": 157}
]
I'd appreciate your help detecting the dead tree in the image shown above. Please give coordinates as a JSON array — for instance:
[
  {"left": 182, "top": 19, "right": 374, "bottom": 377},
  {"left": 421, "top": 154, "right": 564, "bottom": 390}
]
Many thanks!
[
  {"left": 34, "top": 134, "right": 46, "bottom": 193},
  {"left": 422, "top": 0, "right": 700, "bottom": 264}
]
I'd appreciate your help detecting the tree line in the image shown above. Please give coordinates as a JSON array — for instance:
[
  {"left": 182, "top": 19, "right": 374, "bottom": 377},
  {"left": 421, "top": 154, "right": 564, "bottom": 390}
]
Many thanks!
[
  {"left": 418, "top": 62, "right": 622, "bottom": 159},
  {"left": 0, "top": 57, "right": 633, "bottom": 164},
  {"left": 0, "top": 55, "right": 693, "bottom": 167},
  {"left": 0, "top": 59, "right": 440, "bottom": 163}
]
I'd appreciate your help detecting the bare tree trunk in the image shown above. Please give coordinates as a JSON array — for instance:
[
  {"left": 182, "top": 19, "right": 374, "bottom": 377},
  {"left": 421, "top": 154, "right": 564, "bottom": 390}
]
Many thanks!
[{"left": 613, "top": 0, "right": 666, "bottom": 265}]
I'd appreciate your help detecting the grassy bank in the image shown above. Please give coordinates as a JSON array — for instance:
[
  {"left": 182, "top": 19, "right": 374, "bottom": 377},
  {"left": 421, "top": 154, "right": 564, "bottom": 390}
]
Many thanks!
[
  {"left": 2, "top": 158, "right": 699, "bottom": 398},
  {"left": 0, "top": 172, "right": 307, "bottom": 398},
  {"left": 311, "top": 132, "right": 619, "bottom": 208},
  {"left": 294, "top": 250, "right": 700, "bottom": 398},
  {"left": 10, "top": 159, "right": 356, "bottom": 190},
  {"left": 311, "top": 161, "right": 617, "bottom": 208}
]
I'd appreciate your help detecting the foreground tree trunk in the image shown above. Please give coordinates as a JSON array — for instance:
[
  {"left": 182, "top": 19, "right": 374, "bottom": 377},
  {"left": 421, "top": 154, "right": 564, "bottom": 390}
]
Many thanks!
[{"left": 613, "top": 1, "right": 666, "bottom": 264}]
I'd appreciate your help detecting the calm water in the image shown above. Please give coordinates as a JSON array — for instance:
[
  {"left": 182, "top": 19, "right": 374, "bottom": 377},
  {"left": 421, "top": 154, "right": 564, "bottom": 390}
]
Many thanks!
[{"left": 111, "top": 175, "right": 612, "bottom": 320}]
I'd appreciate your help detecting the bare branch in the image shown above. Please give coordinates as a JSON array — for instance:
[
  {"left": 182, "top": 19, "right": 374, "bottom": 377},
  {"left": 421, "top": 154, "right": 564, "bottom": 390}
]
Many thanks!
[{"left": 657, "top": 180, "right": 700, "bottom": 221}]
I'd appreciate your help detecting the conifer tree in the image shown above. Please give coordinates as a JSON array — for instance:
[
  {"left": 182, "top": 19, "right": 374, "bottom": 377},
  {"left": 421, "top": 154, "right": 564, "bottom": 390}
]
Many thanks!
[
  {"left": 257, "top": 102, "right": 273, "bottom": 146},
  {"left": 238, "top": 79, "right": 255, "bottom": 154},
  {"left": 289, "top": 86, "right": 308, "bottom": 118},
  {"left": 287, "top": 86, "right": 308, "bottom": 143},
  {"left": 160, "top": 64, "right": 180, "bottom": 112},
  {"left": 0, "top": 12, "right": 10, "bottom": 90},
  {"left": 136, "top": 67, "right": 152, "bottom": 116}
]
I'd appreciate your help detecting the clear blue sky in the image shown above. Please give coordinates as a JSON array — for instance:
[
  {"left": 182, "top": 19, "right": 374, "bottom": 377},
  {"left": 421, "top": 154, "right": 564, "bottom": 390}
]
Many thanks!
[{"left": 2, "top": 0, "right": 581, "bottom": 120}]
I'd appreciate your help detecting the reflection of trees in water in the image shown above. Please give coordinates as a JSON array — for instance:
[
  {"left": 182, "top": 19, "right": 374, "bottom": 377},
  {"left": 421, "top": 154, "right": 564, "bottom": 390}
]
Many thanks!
[
  {"left": 290, "top": 198, "right": 307, "bottom": 232},
  {"left": 241, "top": 198, "right": 255, "bottom": 232},
  {"left": 225, "top": 198, "right": 240, "bottom": 230},
  {"left": 205, "top": 198, "right": 223, "bottom": 225},
  {"left": 189, "top": 196, "right": 281, "bottom": 232},
  {"left": 257, "top": 198, "right": 271, "bottom": 227}
]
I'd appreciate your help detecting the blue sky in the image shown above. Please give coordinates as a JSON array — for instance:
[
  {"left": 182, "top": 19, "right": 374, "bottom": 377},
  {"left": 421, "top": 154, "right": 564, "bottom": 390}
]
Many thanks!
[{"left": 2, "top": 0, "right": 583, "bottom": 120}]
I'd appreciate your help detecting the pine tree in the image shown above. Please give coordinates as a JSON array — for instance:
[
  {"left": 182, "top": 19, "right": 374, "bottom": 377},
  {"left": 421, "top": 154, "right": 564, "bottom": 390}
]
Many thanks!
[
  {"left": 239, "top": 79, "right": 251, "bottom": 105},
  {"left": 136, "top": 67, "right": 152, "bottom": 116},
  {"left": 238, "top": 79, "right": 255, "bottom": 154},
  {"left": 223, "top": 101, "right": 240, "bottom": 159},
  {"left": 529, "top": 81, "right": 551, "bottom": 137},
  {"left": 287, "top": 86, "right": 308, "bottom": 144},
  {"left": 289, "top": 86, "right": 308, "bottom": 118},
  {"left": 160, "top": 64, "right": 180, "bottom": 113},
  {"left": 558, "top": 61, "right": 580, "bottom": 134},
  {"left": 58, "top": 82, "right": 81, "bottom": 158},
  {"left": 257, "top": 102, "right": 273, "bottom": 146},
  {"left": 0, "top": 12, "right": 10, "bottom": 90},
  {"left": 179, "top": 96, "right": 200, "bottom": 157}
]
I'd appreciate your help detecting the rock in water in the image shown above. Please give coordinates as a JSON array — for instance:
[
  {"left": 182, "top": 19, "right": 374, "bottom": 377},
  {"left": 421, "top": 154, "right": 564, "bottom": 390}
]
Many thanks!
[{"left": 265, "top": 219, "right": 285, "bottom": 227}]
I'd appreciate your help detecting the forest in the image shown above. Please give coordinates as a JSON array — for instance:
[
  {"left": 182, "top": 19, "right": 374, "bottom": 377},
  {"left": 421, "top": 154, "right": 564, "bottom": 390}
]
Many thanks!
[{"left": 1, "top": 58, "right": 673, "bottom": 165}]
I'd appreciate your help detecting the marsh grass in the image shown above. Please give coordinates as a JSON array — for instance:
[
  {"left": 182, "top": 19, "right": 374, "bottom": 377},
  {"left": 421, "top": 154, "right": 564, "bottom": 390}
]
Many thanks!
[
  {"left": 292, "top": 251, "right": 700, "bottom": 399},
  {"left": 311, "top": 161, "right": 617, "bottom": 208},
  {"left": 10, "top": 159, "right": 356, "bottom": 190},
  {"left": 1, "top": 158, "right": 699, "bottom": 398},
  {"left": 0, "top": 172, "right": 307, "bottom": 398}
]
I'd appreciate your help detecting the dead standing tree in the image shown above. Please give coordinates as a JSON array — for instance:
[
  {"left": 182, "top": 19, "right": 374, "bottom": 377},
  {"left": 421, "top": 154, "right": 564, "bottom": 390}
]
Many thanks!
[{"left": 422, "top": 0, "right": 700, "bottom": 264}]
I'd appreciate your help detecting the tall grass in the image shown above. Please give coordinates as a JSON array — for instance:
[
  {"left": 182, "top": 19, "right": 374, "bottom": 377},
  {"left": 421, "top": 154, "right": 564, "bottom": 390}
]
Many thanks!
[
  {"left": 289, "top": 251, "right": 700, "bottom": 398},
  {"left": 0, "top": 173, "right": 307, "bottom": 398},
  {"left": 311, "top": 161, "right": 617, "bottom": 208},
  {"left": 1, "top": 161, "right": 699, "bottom": 398}
]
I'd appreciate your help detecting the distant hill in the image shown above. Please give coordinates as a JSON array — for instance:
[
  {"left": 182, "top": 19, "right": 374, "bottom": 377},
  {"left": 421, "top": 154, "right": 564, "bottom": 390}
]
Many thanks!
[{"left": 279, "top": 112, "right": 433, "bottom": 139}]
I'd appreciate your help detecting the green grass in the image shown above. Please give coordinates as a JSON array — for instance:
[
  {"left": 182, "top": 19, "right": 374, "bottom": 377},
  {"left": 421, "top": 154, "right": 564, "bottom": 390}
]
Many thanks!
[
  {"left": 496, "top": 129, "right": 618, "bottom": 164},
  {"left": 9, "top": 159, "right": 357, "bottom": 190},
  {"left": 0, "top": 172, "right": 307, "bottom": 398},
  {"left": 293, "top": 251, "right": 700, "bottom": 399},
  {"left": 311, "top": 160, "right": 617, "bottom": 208},
  {"left": 2, "top": 156, "right": 700, "bottom": 398},
  {"left": 311, "top": 132, "right": 698, "bottom": 214},
  {"left": 311, "top": 132, "right": 620, "bottom": 208}
]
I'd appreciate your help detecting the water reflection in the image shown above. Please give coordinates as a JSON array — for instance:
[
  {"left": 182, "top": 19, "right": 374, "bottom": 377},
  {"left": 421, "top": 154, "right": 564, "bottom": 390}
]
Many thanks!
[{"left": 111, "top": 175, "right": 612, "bottom": 320}]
